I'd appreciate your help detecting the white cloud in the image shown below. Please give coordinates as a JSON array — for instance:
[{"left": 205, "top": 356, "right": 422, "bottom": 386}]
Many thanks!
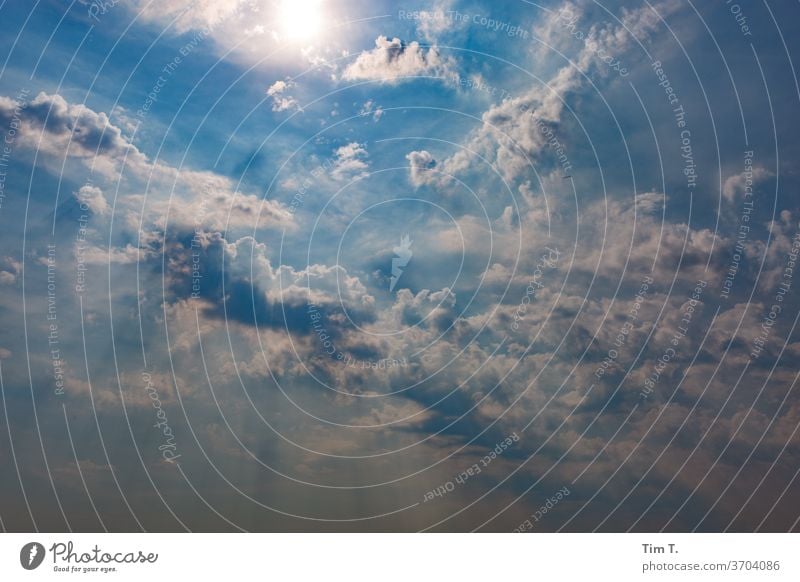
[
  {"left": 75, "top": 185, "right": 109, "bottom": 215},
  {"left": 343, "top": 36, "right": 455, "bottom": 84},
  {"left": 359, "top": 99, "right": 384, "bottom": 121},
  {"left": 0, "top": 92, "right": 295, "bottom": 238},
  {"left": 128, "top": 0, "right": 249, "bottom": 35},
  {"left": 267, "top": 79, "right": 301, "bottom": 112},
  {"left": 0, "top": 91, "right": 148, "bottom": 177},
  {"left": 77, "top": 244, "right": 143, "bottom": 265},
  {"left": 415, "top": 0, "right": 684, "bottom": 184},
  {"left": 331, "top": 142, "right": 369, "bottom": 181},
  {"left": 406, "top": 150, "right": 440, "bottom": 187}
]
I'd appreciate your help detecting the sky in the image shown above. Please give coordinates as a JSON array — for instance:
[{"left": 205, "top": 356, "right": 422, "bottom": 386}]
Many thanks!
[{"left": 0, "top": 0, "right": 799, "bottom": 532}]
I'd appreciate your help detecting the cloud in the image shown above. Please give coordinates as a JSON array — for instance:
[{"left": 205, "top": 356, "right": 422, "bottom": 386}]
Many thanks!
[
  {"left": 330, "top": 142, "right": 370, "bottom": 181},
  {"left": 0, "top": 92, "right": 294, "bottom": 237},
  {"left": 414, "top": 0, "right": 460, "bottom": 42},
  {"left": 75, "top": 244, "right": 143, "bottom": 265},
  {"left": 412, "top": 0, "right": 684, "bottom": 184},
  {"left": 143, "top": 178, "right": 293, "bottom": 234},
  {"left": 391, "top": 287, "right": 457, "bottom": 331},
  {"left": 0, "top": 256, "right": 20, "bottom": 286},
  {"left": 343, "top": 36, "right": 455, "bottom": 83},
  {"left": 0, "top": 91, "right": 146, "bottom": 176},
  {"left": 406, "top": 150, "right": 442, "bottom": 188},
  {"left": 160, "top": 229, "right": 376, "bottom": 330},
  {"left": 416, "top": 65, "right": 583, "bottom": 184},
  {"left": 635, "top": 191, "right": 666, "bottom": 214},
  {"left": 128, "top": 0, "right": 249, "bottom": 35},
  {"left": 358, "top": 100, "right": 384, "bottom": 121},
  {"left": 75, "top": 185, "right": 109, "bottom": 215},
  {"left": 267, "top": 79, "right": 301, "bottom": 112},
  {"left": 723, "top": 165, "right": 773, "bottom": 202}
]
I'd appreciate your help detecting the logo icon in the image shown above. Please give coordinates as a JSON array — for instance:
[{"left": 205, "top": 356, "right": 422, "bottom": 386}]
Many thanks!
[
  {"left": 390, "top": 234, "right": 413, "bottom": 292},
  {"left": 20, "top": 542, "right": 45, "bottom": 570}
]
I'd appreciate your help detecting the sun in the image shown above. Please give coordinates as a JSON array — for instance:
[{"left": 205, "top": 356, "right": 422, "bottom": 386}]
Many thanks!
[{"left": 279, "top": 0, "right": 324, "bottom": 41}]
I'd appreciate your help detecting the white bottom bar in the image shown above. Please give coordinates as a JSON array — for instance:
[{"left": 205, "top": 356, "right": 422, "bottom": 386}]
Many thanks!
[{"left": 1, "top": 533, "right": 795, "bottom": 581}]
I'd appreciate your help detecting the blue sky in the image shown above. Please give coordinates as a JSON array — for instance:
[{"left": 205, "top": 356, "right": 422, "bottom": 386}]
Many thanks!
[{"left": 0, "top": 0, "right": 799, "bottom": 532}]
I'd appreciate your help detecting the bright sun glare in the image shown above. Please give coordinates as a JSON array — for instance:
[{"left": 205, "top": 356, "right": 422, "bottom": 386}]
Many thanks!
[{"left": 279, "top": 0, "right": 323, "bottom": 41}]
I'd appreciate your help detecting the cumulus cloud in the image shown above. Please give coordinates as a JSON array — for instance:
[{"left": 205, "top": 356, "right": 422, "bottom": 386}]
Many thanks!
[
  {"left": 143, "top": 179, "right": 293, "bottom": 234},
  {"left": 266, "top": 79, "right": 301, "bottom": 112},
  {"left": 275, "top": 262, "right": 375, "bottom": 312},
  {"left": 406, "top": 64, "right": 583, "bottom": 184},
  {"left": 330, "top": 142, "right": 370, "bottom": 181},
  {"left": 75, "top": 185, "right": 109, "bottom": 215},
  {"left": 76, "top": 244, "right": 143, "bottom": 265},
  {"left": 0, "top": 91, "right": 146, "bottom": 176},
  {"left": 391, "top": 287, "right": 457, "bottom": 331},
  {"left": 405, "top": 150, "right": 440, "bottom": 187},
  {"left": 343, "top": 36, "right": 455, "bottom": 83},
  {"left": 635, "top": 191, "right": 666, "bottom": 214},
  {"left": 412, "top": 0, "right": 683, "bottom": 184},
  {"left": 160, "top": 229, "right": 376, "bottom": 331},
  {"left": 0, "top": 92, "right": 294, "bottom": 239},
  {"left": 358, "top": 99, "right": 384, "bottom": 121}
]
